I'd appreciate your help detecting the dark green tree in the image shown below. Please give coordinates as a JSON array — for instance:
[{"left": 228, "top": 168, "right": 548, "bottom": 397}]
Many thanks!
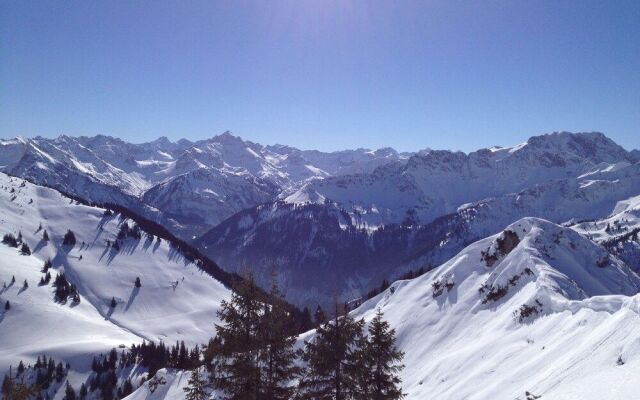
[
  {"left": 64, "top": 381, "right": 77, "bottom": 400},
  {"left": 258, "top": 282, "right": 300, "bottom": 400},
  {"left": 299, "top": 305, "right": 365, "bottom": 400},
  {"left": 353, "top": 309, "right": 405, "bottom": 400},
  {"left": 79, "top": 383, "right": 88, "bottom": 399},
  {"left": 62, "top": 230, "right": 76, "bottom": 246},
  {"left": 300, "top": 306, "right": 314, "bottom": 332},
  {"left": 314, "top": 305, "right": 326, "bottom": 327},
  {"left": 183, "top": 367, "right": 209, "bottom": 400},
  {"left": 17, "top": 361, "right": 25, "bottom": 375},
  {"left": 20, "top": 243, "right": 31, "bottom": 255},
  {"left": 213, "top": 274, "right": 263, "bottom": 400}
]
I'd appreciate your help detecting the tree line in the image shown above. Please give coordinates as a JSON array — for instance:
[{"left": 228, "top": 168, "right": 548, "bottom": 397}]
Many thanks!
[{"left": 185, "top": 275, "right": 405, "bottom": 400}]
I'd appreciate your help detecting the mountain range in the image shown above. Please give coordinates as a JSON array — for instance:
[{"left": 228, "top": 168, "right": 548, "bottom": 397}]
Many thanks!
[
  {"left": 1, "top": 130, "right": 640, "bottom": 399},
  {"left": 1, "top": 131, "right": 638, "bottom": 307}
]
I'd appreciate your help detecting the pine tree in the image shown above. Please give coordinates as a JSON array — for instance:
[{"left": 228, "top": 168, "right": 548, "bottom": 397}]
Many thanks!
[
  {"left": 258, "top": 281, "right": 300, "bottom": 400},
  {"left": 79, "top": 383, "right": 88, "bottom": 400},
  {"left": 110, "top": 297, "right": 117, "bottom": 308},
  {"left": 20, "top": 243, "right": 31, "bottom": 255},
  {"left": 62, "top": 230, "right": 76, "bottom": 246},
  {"left": 55, "top": 361, "right": 65, "bottom": 382},
  {"left": 300, "top": 306, "right": 314, "bottom": 332},
  {"left": 22, "top": 279, "right": 28, "bottom": 290},
  {"left": 314, "top": 305, "right": 326, "bottom": 327},
  {"left": 353, "top": 309, "right": 405, "bottom": 400},
  {"left": 17, "top": 361, "right": 25, "bottom": 375},
  {"left": 1, "top": 374, "right": 13, "bottom": 396},
  {"left": 121, "top": 378, "right": 134, "bottom": 398},
  {"left": 64, "top": 381, "right": 77, "bottom": 400},
  {"left": 42, "top": 258, "right": 52, "bottom": 273},
  {"left": 5, "top": 300, "right": 10, "bottom": 310},
  {"left": 134, "top": 277, "right": 142, "bottom": 288},
  {"left": 43, "top": 230, "right": 49, "bottom": 241},
  {"left": 213, "top": 274, "right": 263, "bottom": 399},
  {"left": 183, "top": 367, "right": 208, "bottom": 400},
  {"left": 299, "top": 304, "right": 365, "bottom": 400}
]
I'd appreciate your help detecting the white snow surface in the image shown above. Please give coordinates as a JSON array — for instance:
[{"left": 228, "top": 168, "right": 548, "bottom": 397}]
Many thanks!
[{"left": 0, "top": 173, "right": 230, "bottom": 374}]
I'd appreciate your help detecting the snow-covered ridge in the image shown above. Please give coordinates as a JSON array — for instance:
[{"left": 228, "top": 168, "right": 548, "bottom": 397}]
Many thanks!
[
  {"left": 284, "top": 131, "right": 634, "bottom": 228},
  {"left": 350, "top": 217, "right": 640, "bottom": 399}
]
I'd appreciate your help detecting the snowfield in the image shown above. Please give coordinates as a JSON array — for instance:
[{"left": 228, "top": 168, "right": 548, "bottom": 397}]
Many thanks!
[{"left": 0, "top": 172, "right": 230, "bottom": 376}]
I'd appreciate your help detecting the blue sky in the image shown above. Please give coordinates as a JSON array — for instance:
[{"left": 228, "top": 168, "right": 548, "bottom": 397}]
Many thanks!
[{"left": 1, "top": 1, "right": 639, "bottom": 152}]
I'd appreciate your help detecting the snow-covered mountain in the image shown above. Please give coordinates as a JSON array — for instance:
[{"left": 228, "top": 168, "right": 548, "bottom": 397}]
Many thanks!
[
  {"left": 198, "top": 142, "right": 640, "bottom": 307},
  {"left": 284, "top": 131, "right": 634, "bottom": 227},
  {"left": 0, "top": 172, "right": 231, "bottom": 379},
  {"left": 345, "top": 217, "right": 640, "bottom": 399},
  {"left": 0, "top": 133, "right": 411, "bottom": 238},
  {"left": 2, "top": 131, "right": 638, "bottom": 309}
]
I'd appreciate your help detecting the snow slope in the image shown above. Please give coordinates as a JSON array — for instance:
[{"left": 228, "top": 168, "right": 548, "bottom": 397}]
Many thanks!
[
  {"left": 0, "top": 173, "right": 230, "bottom": 375},
  {"left": 351, "top": 218, "right": 640, "bottom": 399}
]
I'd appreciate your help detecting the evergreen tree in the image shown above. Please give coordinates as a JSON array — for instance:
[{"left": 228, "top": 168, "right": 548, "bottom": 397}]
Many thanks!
[
  {"left": 2, "top": 233, "right": 18, "bottom": 247},
  {"left": 134, "top": 277, "right": 142, "bottom": 288},
  {"left": 43, "top": 230, "right": 49, "bottom": 241},
  {"left": 183, "top": 367, "right": 208, "bottom": 400},
  {"left": 258, "top": 282, "right": 300, "bottom": 400},
  {"left": 5, "top": 300, "right": 10, "bottom": 310},
  {"left": 64, "top": 381, "right": 77, "bottom": 400},
  {"left": 110, "top": 297, "right": 117, "bottom": 308},
  {"left": 213, "top": 274, "right": 263, "bottom": 400},
  {"left": 299, "top": 305, "right": 365, "bottom": 400},
  {"left": 300, "top": 307, "right": 314, "bottom": 332},
  {"left": 121, "top": 378, "right": 134, "bottom": 398},
  {"left": 22, "top": 279, "right": 28, "bottom": 290},
  {"left": 55, "top": 362, "right": 65, "bottom": 382},
  {"left": 202, "top": 335, "right": 222, "bottom": 382},
  {"left": 1, "top": 374, "right": 13, "bottom": 396},
  {"left": 17, "top": 361, "right": 25, "bottom": 375},
  {"left": 20, "top": 243, "right": 31, "bottom": 255},
  {"left": 62, "top": 230, "right": 76, "bottom": 246},
  {"left": 79, "top": 383, "right": 88, "bottom": 400},
  {"left": 42, "top": 258, "right": 52, "bottom": 273},
  {"left": 314, "top": 305, "right": 326, "bottom": 327},
  {"left": 353, "top": 309, "right": 405, "bottom": 400}
]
